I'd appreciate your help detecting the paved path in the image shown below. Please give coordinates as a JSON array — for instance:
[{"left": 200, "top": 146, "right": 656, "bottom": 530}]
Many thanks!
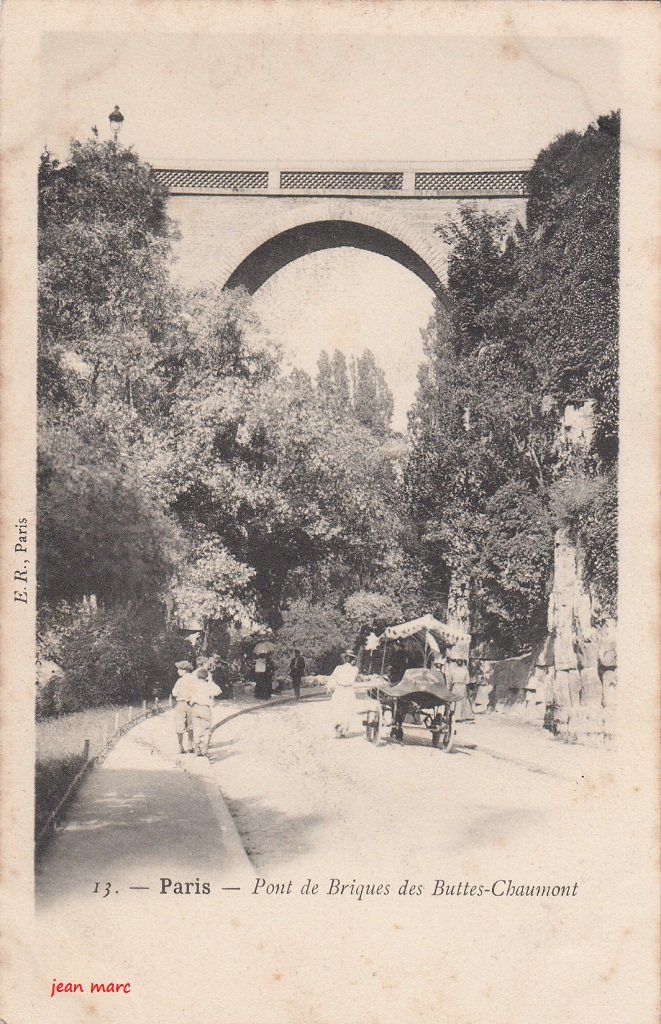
[{"left": 35, "top": 690, "right": 320, "bottom": 907}]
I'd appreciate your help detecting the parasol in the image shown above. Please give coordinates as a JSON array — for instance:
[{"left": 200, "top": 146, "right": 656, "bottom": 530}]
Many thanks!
[{"left": 253, "top": 641, "right": 276, "bottom": 655}]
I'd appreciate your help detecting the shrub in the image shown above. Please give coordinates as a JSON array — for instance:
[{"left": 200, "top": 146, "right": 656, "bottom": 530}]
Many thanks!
[
  {"left": 36, "top": 679, "right": 59, "bottom": 720},
  {"left": 273, "top": 600, "right": 353, "bottom": 676},
  {"left": 35, "top": 753, "right": 87, "bottom": 839},
  {"left": 51, "top": 606, "right": 190, "bottom": 714}
]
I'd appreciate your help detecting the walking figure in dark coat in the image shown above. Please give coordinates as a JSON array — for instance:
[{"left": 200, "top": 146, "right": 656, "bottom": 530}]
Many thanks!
[{"left": 289, "top": 649, "right": 305, "bottom": 700}]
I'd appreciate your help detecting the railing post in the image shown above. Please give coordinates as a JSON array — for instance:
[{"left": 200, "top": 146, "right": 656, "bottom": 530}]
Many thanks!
[
  {"left": 83, "top": 739, "right": 90, "bottom": 761},
  {"left": 142, "top": 699, "right": 147, "bottom": 716}
]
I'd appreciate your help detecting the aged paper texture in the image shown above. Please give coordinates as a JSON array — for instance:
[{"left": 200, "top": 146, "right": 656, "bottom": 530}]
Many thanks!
[{"left": 1, "top": 2, "right": 659, "bottom": 1023}]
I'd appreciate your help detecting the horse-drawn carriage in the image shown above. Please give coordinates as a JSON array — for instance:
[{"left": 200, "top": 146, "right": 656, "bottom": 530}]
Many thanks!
[
  {"left": 363, "top": 668, "right": 459, "bottom": 750},
  {"left": 357, "top": 614, "right": 471, "bottom": 750}
]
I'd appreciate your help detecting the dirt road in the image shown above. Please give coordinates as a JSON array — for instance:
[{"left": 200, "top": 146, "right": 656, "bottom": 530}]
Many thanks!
[{"left": 211, "top": 696, "right": 614, "bottom": 880}]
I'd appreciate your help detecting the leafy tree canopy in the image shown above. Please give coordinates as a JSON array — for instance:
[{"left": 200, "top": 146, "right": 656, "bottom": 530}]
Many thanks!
[
  {"left": 406, "top": 112, "right": 619, "bottom": 652},
  {"left": 316, "top": 347, "right": 394, "bottom": 436},
  {"left": 38, "top": 137, "right": 177, "bottom": 407}
]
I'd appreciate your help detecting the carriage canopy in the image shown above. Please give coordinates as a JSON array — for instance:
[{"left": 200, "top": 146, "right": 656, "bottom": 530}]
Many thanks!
[
  {"left": 376, "top": 667, "right": 459, "bottom": 705},
  {"left": 381, "top": 614, "right": 470, "bottom": 649}
]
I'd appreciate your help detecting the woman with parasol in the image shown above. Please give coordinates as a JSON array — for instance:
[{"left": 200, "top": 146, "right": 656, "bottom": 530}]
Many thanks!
[{"left": 253, "top": 640, "right": 275, "bottom": 699}]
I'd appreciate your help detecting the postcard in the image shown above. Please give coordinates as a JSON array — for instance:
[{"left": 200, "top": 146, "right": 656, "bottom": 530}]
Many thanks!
[{"left": 1, "top": 3, "right": 658, "bottom": 1023}]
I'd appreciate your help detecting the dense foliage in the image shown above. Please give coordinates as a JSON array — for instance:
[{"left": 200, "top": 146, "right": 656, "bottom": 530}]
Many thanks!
[
  {"left": 405, "top": 112, "right": 619, "bottom": 653},
  {"left": 37, "top": 134, "right": 412, "bottom": 711},
  {"left": 271, "top": 599, "right": 353, "bottom": 677},
  {"left": 316, "top": 348, "right": 394, "bottom": 436}
]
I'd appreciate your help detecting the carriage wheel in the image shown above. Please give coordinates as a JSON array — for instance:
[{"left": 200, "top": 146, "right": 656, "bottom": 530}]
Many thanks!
[
  {"left": 365, "top": 705, "right": 382, "bottom": 744},
  {"left": 432, "top": 708, "right": 455, "bottom": 752},
  {"left": 442, "top": 709, "right": 455, "bottom": 751},
  {"left": 431, "top": 724, "right": 454, "bottom": 751}
]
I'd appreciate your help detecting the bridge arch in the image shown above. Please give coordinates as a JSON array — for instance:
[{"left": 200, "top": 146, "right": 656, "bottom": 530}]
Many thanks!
[{"left": 224, "top": 219, "right": 449, "bottom": 306}]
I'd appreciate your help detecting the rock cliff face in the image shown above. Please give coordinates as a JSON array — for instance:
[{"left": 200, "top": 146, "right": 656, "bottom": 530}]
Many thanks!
[
  {"left": 468, "top": 529, "right": 617, "bottom": 745},
  {"left": 528, "top": 528, "right": 616, "bottom": 744},
  {"left": 472, "top": 400, "right": 617, "bottom": 746}
]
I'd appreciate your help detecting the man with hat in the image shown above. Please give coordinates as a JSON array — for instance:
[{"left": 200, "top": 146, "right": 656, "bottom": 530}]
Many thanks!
[
  {"left": 171, "top": 660, "right": 195, "bottom": 754},
  {"left": 327, "top": 649, "right": 359, "bottom": 738}
]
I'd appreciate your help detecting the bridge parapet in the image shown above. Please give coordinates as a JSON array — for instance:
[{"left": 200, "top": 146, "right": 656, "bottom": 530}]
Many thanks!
[{"left": 155, "top": 161, "right": 530, "bottom": 199}]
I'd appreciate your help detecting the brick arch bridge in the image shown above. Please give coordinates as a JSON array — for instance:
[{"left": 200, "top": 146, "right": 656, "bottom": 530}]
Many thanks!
[{"left": 155, "top": 162, "right": 530, "bottom": 305}]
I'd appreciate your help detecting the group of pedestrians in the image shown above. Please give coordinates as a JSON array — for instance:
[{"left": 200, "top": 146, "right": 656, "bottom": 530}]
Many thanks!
[
  {"left": 171, "top": 647, "right": 308, "bottom": 754},
  {"left": 171, "top": 656, "right": 221, "bottom": 757},
  {"left": 252, "top": 648, "right": 306, "bottom": 700},
  {"left": 170, "top": 638, "right": 468, "bottom": 756}
]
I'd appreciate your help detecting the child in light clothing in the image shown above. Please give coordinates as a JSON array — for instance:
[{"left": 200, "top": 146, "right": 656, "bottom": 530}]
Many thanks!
[{"left": 188, "top": 667, "right": 221, "bottom": 756}]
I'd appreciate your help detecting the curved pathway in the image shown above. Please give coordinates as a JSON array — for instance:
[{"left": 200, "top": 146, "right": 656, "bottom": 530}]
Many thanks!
[{"left": 37, "top": 691, "right": 614, "bottom": 905}]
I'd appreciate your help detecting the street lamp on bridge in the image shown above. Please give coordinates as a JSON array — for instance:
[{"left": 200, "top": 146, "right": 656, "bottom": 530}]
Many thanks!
[{"left": 109, "top": 105, "right": 124, "bottom": 142}]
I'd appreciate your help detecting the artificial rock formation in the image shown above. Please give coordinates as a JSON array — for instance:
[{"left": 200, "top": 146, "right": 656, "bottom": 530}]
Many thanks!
[{"left": 532, "top": 527, "right": 616, "bottom": 745}]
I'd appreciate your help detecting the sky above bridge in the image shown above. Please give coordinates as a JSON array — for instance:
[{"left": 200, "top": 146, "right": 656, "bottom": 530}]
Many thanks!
[{"left": 40, "top": 27, "right": 620, "bottom": 430}]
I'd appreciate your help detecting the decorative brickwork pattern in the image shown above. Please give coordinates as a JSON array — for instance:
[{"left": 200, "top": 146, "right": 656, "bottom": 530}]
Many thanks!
[
  {"left": 155, "top": 169, "right": 269, "bottom": 190},
  {"left": 415, "top": 170, "right": 528, "bottom": 194},
  {"left": 280, "top": 170, "right": 403, "bottom": 191}
]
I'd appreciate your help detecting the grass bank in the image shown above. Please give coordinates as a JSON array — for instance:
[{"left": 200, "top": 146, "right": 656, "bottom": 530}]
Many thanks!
[{"left": 36, "top": 703, "right": 162, "bottom": 845}]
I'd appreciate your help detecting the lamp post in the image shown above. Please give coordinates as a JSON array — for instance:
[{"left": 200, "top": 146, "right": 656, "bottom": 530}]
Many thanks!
[{"left": 109, "top": 105, "right": 124, "bottom": 142}]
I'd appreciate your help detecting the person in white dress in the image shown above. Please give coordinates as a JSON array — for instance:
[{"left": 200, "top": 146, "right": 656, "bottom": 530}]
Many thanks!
[{"left": 327, "top": 650, "right": 359, "bottom": 737}]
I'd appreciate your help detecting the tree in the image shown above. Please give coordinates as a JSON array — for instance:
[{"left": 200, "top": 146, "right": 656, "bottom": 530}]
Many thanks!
[
  {"left": 351, "top": 349, "right": 394, "bottom": 436},
  {"left": 330, "top": 350, "right": 351, "bottom": 412},
  {"left": 38, "top": 136, "right": 177, "bottom": 409},
  {"left": 37, "top": 421, "right": 181, "bottom": 607},
  {"left": 343, "top": 590, "right": 403, "bottom": 636},
  {"left": 508, "top": 111, "right": 619, "bottom": 461},
  {"left": 316, "top": 350, "right": 333, "bottom": 413},
  {"left": 436, "top": 207, "right": 519, "bottom": 358},
  {"left": 477, "top": 483, "right": 554, "bottom": 653}
]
